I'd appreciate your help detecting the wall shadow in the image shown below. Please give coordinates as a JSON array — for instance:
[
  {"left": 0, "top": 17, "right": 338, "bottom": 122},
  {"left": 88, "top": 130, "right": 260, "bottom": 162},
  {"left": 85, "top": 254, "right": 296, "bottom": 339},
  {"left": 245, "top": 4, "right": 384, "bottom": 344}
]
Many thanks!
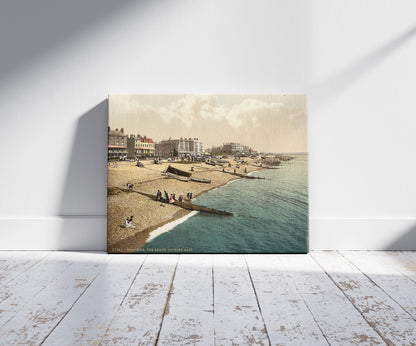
[
  {"left": 0, "top": 0, "right": 138, "bottom": 82},
  {"left": 59, "top": 100, "right": 108, "bottom": 216},
  {"left": 57, "top": 100, "right": 108, "bottom": 250},
  {"left": 308, "top": 24, "right": 416, "bottom": 110},
  {"left": 385, "top": 223, "right": 416, "bottom": 251}
]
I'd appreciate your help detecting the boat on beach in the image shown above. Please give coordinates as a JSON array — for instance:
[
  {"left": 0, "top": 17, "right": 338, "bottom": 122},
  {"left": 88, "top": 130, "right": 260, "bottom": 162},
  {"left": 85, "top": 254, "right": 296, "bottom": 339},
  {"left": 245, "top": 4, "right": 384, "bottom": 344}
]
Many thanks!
[
  {"left": 175, "top": 160, "right": 195, "bottom": 164},
  {"left": 165, "top": 172, "right": 190, "bottom": 182},
  {"left": 166, "top": 165, "right": 192, "bottom": 177},
  {"left": 190, "top": 177, "right": 211, "bottom": 184}
]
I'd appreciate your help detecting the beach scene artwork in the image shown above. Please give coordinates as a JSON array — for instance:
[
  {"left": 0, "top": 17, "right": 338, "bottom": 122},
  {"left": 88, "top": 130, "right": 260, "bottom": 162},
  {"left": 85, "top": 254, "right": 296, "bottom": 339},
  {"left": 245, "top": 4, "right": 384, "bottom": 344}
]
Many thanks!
[{"left": 107, "top": 95, "right": 308, "bottom": 254}]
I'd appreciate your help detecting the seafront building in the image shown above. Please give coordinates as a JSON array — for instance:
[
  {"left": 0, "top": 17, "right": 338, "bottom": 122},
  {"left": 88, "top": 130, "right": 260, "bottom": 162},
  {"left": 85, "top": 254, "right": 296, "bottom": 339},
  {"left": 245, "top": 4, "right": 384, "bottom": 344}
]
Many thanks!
[
  {"left": 155, "top": 137, "right": 204, "bottom": 159},
  {"left": 222, "top": 142, "right": 253, "bottom": 155},
  {"left": 210, "top": 143, "right": 255, "bottom": 156},
  {"left": 222, "top": 142, "right": 244, "bottom": 154},
  {"left": 127, "top": 135, "right": 155, "bottom": 158},
  {"left": 242, "top": 145, "right": 252, "bottom": 154},
  {"left": 108, "top": 127, "right": 128, "bottom": 160},
  {"left": 210, "top": 146, "right": 223, "bottom": 154}
]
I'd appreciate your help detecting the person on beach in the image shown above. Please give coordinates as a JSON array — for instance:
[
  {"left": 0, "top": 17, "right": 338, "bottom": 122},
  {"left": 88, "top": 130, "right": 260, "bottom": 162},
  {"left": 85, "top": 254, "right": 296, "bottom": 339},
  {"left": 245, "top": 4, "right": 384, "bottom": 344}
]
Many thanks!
[
  {"left": 114, "top": 162, "right": 118, "bottom": 168},
  {"left": 186, "top": 192, "right": 190, "bottom": 199},
  {"left": 156, "top": 190, "right": 162, "bottom": 201},
  {"left": 189, "top": 192, "right": 193, "bottom": 200},
  {"left": 244, "top": 167, "right": 247, "bottom": 173},
  {"left": 125, "top": 215, "right": 134, "bottom": 228},
  {"left": 173, "top": 193, "right": 176, "bottom": 200},
  {"left": 164, "top": 191, "right": 169, "bottom": 203},
  {"left": 169, "top": 194, "right": 174, "bottom": 204},
  {"left": 234, "top": 168, "right": 236, "bottom": 173},
  {"left": 178, "top": 195, "right": 183, "bottom": 202}
]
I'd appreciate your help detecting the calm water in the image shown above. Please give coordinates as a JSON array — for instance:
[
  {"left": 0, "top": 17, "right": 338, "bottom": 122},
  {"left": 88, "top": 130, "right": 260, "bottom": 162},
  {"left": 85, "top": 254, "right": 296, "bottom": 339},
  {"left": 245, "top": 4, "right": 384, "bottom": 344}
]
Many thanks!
[{"left": 140, "top": 154, "right": 308, "bottom": 253}]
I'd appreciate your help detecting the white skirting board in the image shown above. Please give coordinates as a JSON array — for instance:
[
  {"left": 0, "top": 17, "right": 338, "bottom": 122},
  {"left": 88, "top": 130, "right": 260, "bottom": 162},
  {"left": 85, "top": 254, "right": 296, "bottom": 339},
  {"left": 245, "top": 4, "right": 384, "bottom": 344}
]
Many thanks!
[
  {"left": 309, "top": 218, "right": 416, "bottom": 251},
  {"left": 0, "top": 216, "right": 106, "bottom": 251},
  {"left": 0, "top": 217, "right": 415, "bottom": 251}
]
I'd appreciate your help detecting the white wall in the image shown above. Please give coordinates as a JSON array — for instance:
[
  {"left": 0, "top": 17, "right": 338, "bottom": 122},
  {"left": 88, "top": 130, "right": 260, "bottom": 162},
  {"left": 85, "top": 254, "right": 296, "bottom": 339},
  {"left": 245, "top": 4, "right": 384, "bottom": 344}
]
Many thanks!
[{"left": 1, "top": 0, "right": 415, "bottom": 250}]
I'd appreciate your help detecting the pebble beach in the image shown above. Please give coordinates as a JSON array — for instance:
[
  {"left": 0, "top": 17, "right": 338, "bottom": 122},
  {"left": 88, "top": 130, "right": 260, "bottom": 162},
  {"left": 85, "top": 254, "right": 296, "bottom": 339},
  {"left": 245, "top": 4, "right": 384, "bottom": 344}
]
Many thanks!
[{"left": 107, "top": 158, "right": 262, "bottom": 253}]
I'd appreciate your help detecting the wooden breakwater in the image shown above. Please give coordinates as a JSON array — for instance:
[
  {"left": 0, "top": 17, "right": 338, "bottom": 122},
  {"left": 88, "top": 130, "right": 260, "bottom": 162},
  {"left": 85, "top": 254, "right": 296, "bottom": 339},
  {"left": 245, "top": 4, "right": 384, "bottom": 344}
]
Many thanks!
[
  {"left": 165, "top": 172, "right": 211, "bottom": 184},
  {"left": 121, "top": 189, "right": 233, "bottom": 216}
]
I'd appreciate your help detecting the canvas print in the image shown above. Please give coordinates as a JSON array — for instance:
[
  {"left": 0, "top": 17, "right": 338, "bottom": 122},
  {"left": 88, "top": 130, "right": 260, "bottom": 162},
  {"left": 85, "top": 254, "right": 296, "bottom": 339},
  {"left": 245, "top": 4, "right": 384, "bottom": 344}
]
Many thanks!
[{"left": 107, "top": 95, "right": 308, "bottom": 254}]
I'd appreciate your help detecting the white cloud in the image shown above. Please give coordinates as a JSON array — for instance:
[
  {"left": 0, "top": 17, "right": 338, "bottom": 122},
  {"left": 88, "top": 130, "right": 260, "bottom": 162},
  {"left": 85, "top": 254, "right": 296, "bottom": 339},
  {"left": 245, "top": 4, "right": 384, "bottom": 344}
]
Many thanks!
[{"left": 109, "top": 94, "right": 307, "bottom": 152}]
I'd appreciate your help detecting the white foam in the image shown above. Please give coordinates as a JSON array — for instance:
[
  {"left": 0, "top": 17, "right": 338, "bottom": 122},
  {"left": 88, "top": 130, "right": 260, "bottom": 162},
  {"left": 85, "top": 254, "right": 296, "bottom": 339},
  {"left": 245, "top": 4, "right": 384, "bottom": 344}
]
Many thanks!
[
  {"left": 146, "top": 211, "right": 199, "bottom": 243},
  {"left": 247, "top": 169, "right": 260, "bottom": 176}
]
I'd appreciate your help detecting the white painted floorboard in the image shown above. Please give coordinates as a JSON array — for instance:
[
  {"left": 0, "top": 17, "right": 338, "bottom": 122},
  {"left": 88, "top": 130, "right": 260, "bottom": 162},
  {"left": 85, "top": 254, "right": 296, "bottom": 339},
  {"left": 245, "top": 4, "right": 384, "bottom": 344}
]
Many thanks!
[
  {"left": 157, "top": 255, "right": 214, "bottom": 346},
  {"left": 101, "top": 255, "right": 179, "bottom": 345},
  {"left": 213, "top": 255, "right": 269, "bottom": 345},
  {"left": 0, "top": 251, "right": 415, "bottom": 345},
  {"left": 0, "top": 252, "right": 108, "bottom": 345},
  {"left": 245, "top": 255, "right": 327, "bottom": 345},
  {"left": 0, "top": 252, "right": 49, "bottom": 288},
  {"left": 0, "top": 252, "right": 73, "bottom": 329},
  {"left": 279, "top": 254, "right": 384, "bottom": 345},
  {"left": 312, "top": 251, "right": 416, "bottom": 345},
  {"left": 341, "top": 251, "right": 416, "bottom": 320},
  {"left": 43, "top": 254, "right": 146, "bottom": 345}
]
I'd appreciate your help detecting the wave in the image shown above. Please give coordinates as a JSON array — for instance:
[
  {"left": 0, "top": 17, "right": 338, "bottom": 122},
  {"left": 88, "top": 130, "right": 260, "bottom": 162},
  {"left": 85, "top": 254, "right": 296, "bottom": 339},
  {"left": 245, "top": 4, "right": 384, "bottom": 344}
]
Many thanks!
[
  {"left": 146, "top": 211, "right": 199, "bottom": 243},
  {"left": 144, "top": 157, "right": 308, "bottom": 253}
]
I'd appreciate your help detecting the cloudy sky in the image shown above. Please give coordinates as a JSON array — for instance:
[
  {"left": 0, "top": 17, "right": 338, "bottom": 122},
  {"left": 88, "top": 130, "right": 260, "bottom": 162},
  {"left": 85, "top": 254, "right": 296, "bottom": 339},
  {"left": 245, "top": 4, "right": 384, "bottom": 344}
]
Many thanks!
[{"left": 109, "top": 94, "right": 307, "bottom": 153}]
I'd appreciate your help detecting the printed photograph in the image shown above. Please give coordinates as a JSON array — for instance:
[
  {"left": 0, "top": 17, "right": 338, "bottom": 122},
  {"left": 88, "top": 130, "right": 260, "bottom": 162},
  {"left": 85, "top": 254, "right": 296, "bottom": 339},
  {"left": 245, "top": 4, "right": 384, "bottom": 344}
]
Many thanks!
[{"left": 107, "top": 94, "right": 308, "bottom": 253}]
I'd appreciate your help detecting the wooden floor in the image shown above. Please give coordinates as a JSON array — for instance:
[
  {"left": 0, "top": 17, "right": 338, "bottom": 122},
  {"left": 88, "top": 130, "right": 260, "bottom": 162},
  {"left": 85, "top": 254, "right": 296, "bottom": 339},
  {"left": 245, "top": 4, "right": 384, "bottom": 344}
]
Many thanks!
[{"left": 0, "top": 252, "right": 415, "bottom": 345}]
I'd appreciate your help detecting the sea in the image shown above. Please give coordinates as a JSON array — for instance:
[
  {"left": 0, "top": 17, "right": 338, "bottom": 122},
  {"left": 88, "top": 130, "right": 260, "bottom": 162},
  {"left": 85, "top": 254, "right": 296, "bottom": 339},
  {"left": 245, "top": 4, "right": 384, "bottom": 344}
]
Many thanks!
[{"left": 139, "top": 154, "right": 308, "bottom": 254}]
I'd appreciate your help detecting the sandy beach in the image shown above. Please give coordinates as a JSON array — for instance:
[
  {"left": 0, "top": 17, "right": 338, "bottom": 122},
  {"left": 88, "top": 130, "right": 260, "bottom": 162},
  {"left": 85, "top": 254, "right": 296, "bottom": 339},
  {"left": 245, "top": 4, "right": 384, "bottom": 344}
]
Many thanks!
[{"left": 107, "top": 158, "right": 262, "bottom": 253}]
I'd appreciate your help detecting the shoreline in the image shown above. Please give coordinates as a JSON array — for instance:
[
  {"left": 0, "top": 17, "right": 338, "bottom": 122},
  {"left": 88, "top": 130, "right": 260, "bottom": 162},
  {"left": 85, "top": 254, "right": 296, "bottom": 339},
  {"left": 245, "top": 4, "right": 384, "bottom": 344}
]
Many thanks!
[
  {"left": 107, "top": 159, "right": 264, "bottom": 253},
  {"left": 108, "top": 208, "right": 191, "bottom": 254},
  {"left": 108, "top": 174, "right": 243, "bottom": 253},
  {"left": 143, "top": 174, "right": 245, "bottom": 245},
  {"left": 146, "top": 211, "right": 199, "bottom": 243}
]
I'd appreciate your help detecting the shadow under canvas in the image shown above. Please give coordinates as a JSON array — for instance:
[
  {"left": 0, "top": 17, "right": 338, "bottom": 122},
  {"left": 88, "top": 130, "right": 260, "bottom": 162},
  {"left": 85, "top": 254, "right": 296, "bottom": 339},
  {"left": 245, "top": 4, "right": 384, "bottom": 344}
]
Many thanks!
[{"left": 58, "top": 100, "right": 108, "bottom": 250}]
